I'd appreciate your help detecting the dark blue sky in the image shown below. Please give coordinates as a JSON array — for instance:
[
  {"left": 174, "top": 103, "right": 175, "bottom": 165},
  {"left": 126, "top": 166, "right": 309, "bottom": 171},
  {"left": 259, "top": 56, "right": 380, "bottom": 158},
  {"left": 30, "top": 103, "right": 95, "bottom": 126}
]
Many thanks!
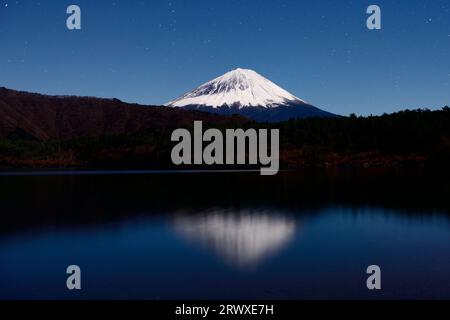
[{"left": 1, "top": 0, "right": 449, "bottom": 115}]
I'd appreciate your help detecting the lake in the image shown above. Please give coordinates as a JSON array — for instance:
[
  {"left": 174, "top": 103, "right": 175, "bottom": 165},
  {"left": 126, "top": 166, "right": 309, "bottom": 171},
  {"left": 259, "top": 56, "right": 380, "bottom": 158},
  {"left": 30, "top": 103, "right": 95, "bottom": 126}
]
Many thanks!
[{"left": 1, "top": 169, "right": 450, "bottom": 299}]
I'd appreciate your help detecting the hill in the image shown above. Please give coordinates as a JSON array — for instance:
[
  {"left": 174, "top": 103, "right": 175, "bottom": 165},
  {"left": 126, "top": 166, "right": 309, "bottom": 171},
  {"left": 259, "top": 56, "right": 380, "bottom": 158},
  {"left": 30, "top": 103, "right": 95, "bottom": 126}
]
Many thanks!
[
  {"left": 0, "top": 87, "right": 449, "bottom": 169},
  {"left": 0, "top": 87, "right": 248, "bottom": 140}
]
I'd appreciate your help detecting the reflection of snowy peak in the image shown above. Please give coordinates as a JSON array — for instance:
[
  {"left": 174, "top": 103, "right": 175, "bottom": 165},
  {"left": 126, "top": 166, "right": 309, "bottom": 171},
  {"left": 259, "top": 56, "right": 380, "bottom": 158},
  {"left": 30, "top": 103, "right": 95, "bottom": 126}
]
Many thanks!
[
  {"left": 172, "top": 210, "right": 296, "bottom": 268},
  {"left": 166, "top": 68, "right": 338, "bottom": 122},
  {"left": 167, "top": 68, "right": 306, "bottom": 109}
]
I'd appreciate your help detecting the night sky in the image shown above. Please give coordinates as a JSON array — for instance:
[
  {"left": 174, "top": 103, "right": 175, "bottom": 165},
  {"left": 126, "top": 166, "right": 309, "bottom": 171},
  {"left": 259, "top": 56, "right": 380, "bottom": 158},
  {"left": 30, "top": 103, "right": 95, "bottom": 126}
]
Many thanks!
[{"left": 0, "top": 0, "right": 449, "bottom": 116}]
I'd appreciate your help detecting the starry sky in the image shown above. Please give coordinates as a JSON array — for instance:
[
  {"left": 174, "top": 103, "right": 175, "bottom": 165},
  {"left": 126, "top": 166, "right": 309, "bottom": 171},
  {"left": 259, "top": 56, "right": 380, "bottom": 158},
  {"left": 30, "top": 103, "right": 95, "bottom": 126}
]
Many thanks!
[{"left": 0, "top": 0, "right": 449, "bottom": 116}]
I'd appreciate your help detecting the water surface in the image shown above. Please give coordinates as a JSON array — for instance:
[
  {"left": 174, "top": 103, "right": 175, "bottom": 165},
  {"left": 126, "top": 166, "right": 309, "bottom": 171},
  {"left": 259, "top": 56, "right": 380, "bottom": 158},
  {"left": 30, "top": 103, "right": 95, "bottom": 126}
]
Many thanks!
[{"left": 1, "top": 170, "right": 449, "bottom": 299}]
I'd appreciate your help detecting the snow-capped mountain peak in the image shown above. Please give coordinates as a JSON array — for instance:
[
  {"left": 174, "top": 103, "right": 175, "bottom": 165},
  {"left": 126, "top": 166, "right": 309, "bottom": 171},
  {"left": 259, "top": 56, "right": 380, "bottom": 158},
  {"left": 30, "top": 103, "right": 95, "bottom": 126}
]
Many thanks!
[{"left": 166, "top": 68, "right": 306, "bottom": 109}]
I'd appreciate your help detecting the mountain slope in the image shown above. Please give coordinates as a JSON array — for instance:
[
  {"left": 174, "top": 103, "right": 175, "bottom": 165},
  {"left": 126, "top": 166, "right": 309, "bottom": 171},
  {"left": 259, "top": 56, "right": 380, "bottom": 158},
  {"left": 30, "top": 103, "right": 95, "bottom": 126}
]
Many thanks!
[
  {"left": 167, "top": 68, "right": 305, "bottom": 108},
  {"left": 0, "top": 87, "right": 248, "bottom": 140},
  {"left": 166, "top": 68, "right": 338, "bottom": 122}
]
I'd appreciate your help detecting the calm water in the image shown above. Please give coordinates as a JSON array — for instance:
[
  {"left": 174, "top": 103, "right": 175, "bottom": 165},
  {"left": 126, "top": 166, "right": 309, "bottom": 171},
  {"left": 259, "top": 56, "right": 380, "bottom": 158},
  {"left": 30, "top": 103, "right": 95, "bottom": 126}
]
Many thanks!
[{"left": 1, "top": 169, "right": 450, "bottom": 299}]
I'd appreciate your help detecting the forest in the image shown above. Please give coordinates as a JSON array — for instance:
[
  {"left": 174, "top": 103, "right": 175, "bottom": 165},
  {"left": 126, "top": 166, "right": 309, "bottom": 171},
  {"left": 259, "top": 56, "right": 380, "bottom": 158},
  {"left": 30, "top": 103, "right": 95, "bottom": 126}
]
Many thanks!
[{"left": 0, "top": 107, "right": 449, "bottom": 169}]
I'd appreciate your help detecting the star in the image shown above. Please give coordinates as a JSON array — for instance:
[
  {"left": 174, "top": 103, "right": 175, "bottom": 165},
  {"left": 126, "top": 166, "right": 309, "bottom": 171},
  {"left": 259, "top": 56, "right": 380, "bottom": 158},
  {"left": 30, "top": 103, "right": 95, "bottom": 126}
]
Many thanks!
[{"left": 5, "top": 3, "right": 8, "bottom": 7}]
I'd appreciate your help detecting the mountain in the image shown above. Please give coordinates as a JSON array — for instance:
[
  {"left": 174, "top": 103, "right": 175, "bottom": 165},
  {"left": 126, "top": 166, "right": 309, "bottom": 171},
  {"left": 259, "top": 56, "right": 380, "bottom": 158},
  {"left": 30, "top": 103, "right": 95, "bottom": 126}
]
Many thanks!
[
  {"left": 1, "top": 86, "right": 449, "bottom": 169},
  {"left": 166, "top": 68, "right": 338, "bottom": 122},
  {"left": 0, "top": 87, "right": 248, "bottom": 140}
]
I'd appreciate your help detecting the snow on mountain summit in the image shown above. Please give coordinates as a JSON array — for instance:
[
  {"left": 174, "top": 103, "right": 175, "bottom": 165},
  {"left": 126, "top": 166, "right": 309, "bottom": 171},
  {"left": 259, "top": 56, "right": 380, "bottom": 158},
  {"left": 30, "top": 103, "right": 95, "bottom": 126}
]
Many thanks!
[{"left": 166, "top": 68, "right": 306, "bottom": 109}]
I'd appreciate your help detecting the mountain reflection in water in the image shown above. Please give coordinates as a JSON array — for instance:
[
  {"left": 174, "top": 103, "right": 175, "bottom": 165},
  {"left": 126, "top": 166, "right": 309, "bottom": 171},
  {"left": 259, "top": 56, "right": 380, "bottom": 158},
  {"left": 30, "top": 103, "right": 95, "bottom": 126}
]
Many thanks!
[
  {"left": 172, "top": 209, "right": 296, "bottom": 267},
  {"left": 2, "top": 170, "right": 450, "bottom": 299}
]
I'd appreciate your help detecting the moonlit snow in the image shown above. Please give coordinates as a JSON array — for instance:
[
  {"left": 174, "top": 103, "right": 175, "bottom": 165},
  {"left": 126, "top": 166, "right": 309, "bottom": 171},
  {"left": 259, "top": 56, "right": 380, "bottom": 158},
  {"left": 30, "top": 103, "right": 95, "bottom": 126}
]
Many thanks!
[{"left": 166, "top": 68, "right": 306, "bottom": 109}]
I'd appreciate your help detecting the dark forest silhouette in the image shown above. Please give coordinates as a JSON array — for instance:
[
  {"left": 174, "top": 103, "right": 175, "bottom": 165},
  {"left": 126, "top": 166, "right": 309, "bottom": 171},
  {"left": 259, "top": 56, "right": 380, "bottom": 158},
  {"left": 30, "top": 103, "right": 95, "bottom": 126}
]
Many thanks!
[{"left": 1, "top": 87, "right": 449, "bottom": 169}]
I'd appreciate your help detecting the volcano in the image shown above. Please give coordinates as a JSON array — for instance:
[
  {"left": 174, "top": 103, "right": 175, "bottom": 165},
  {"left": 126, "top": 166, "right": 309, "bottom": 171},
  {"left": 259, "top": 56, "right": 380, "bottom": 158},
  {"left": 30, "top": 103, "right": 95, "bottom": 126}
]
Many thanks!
[{"left": 166, "top": 68, "right": 338, "bottom": 122}]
